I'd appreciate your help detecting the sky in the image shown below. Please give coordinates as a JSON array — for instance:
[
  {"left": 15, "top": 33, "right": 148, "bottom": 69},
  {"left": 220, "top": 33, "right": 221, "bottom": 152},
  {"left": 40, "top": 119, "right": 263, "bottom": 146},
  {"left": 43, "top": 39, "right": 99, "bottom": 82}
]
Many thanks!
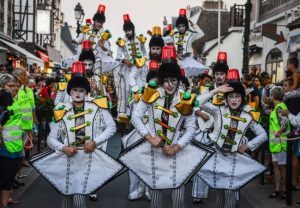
[{"left": 61, "top": 0, "right": 246, "bottom": 50}]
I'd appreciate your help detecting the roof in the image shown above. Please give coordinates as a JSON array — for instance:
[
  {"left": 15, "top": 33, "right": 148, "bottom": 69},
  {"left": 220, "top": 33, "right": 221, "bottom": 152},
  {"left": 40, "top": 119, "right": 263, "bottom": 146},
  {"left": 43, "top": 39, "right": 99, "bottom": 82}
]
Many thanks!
[{"left": 61, "top": 22, "right": 76, "bottom": 54}]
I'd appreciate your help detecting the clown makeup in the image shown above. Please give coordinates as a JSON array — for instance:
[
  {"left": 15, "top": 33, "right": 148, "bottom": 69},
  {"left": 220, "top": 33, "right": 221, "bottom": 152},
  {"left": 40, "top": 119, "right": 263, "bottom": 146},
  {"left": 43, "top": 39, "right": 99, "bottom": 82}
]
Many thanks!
[
  {"left": 177, "top": 24, "right": 187, "bottom": 34},
  {"left": 162, "top": 77, "right": 178, "bottom": 95},
  {"left": 215, "top": 71, "right": 227, "bottom": 85},
  {"left": 71, "top": 88, "right": 87, "bottom": 103},
  {"left": 94, "top": 20, "right": 103, "bottom": 30},
  {"left": 227, "top": 92, "right": 242, "bottom": 110}
]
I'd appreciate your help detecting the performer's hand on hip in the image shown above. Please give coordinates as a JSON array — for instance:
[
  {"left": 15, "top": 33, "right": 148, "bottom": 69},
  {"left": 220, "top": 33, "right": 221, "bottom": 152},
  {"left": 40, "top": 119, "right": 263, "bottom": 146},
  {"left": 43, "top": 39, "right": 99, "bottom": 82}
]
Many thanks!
[
  {"left": 84, "top": 141, "right": 97, "bottom": 153},
  {"left": 62, "top": 146, "right": 78, "bottom": 156}
]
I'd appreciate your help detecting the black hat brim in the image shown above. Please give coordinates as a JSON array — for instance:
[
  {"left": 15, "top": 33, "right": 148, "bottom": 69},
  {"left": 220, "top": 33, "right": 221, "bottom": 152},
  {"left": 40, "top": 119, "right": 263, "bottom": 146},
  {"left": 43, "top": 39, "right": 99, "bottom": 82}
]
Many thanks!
[{"left": 67, "top": 76, "right": 91, "bottom": 95}]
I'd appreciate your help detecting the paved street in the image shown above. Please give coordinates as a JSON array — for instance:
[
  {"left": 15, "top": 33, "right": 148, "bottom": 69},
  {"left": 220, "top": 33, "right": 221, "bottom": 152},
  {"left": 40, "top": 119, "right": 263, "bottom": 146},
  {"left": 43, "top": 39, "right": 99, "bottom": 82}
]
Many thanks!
[{"left": 12, "top": 133, "right": 299, "bottom": 208}]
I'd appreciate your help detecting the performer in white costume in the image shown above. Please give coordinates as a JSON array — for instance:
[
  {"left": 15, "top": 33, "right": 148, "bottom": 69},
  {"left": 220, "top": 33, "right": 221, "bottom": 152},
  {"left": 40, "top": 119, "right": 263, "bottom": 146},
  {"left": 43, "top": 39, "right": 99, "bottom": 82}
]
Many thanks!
[
  {"left": 73, "top": 4, "right": 119, "bottom": 74},
  {"left": 121, "top": 60, "right": 160, "bottom": 201},
  {"left": 169, "top": 8, "right": 206, "bottom": 77},
  {"left": 192, "top": 52, "right": 229, "bottom": 203},
  {"left": 197, "top": 69, "right": 267, "bottom": 208},
  {"left": 119, "top": 46, "right": 225, "bottom": 208},
  {"left": 31, "top": 66, "right": 122, "bottom": 208},
  {"left": 115, "top": 14, "right": 147, "bottom": 121}
]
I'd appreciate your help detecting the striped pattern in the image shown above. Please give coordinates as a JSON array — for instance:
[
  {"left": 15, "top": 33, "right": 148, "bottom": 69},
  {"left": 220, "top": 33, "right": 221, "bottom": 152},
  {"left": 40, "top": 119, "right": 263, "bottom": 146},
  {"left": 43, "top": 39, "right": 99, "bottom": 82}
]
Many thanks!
[
  {"left": 62, "top": 195, "right": 86, "bottom": 208},
  {"left": 150, "top": 186, "right": 185, "bottom": 208},
  {"left": 216, "top": 190, "right": 237, "bottom": 208}
]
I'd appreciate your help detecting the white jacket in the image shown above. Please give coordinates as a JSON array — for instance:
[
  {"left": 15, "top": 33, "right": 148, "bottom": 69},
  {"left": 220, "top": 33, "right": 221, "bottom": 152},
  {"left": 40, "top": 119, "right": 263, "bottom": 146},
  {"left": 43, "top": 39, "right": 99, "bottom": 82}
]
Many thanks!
[
  {"left": 131, "top": 87, "right": 196, "bottom": 148},
  {"left": 47, "top": 100, "right": 116, "bottom": 152}
]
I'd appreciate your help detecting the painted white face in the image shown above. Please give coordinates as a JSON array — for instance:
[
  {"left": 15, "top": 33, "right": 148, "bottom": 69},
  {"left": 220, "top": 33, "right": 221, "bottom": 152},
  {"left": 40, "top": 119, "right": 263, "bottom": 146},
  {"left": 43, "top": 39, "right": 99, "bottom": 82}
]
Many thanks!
[
  {"left": 227, "top": 92, "right": 242, "bottom": 110},
  {"left": 215, "top": 71, "right": 227, "bottom": 85},
  {"left": 162, "top": 77, "right": 178, "bottom": 95},
  {"left": 70, "top": 88, "right": 87, "bottom": 102},
  {"left": 177, "top": 24, "right": 186, "bottom": 34}
]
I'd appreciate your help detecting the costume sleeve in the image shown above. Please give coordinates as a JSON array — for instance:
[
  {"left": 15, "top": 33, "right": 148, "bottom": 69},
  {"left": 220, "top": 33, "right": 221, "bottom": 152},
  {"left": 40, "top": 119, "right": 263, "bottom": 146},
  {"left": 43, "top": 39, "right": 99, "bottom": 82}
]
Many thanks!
[
  {"left": 191, "top": 24, "right": 204, "bottom": 43},
  {"left": 141, "top": 43, "right": 147, "bottom": 57},
  {"left": 277, "top": 107, "right": 289, "bottom": 130},
  {"left": 116, "top": 46, "right": 124, "bottom": 62},
  {"left": 176, "top": 112, "right": 196, "bottom": 148},
  {"left": 131, "top": 101, "right": 150, "bottom": 137},
  {"left": 247, "top": 121, "right": 267, "bottom": 151},
  {"left": 129, "top": 67, "right": 138, "bottom": 89},
  {"left": 75, "top": 33, "right": 85, "bottom": 45},
  {"left": 284, "top": 89, "right": 300, "bottom": 100},
  {"left": 47, "top": 121, "right": 66, "bottom": 151},
  {"left": 93, "top": 109, "right": 116, "bottom": 147},
  {"left": 288, "top": 112, "right": 300, "bottom": 128},
  {"left": 54, "top": 90, "right": 65, "bottom": 106}
]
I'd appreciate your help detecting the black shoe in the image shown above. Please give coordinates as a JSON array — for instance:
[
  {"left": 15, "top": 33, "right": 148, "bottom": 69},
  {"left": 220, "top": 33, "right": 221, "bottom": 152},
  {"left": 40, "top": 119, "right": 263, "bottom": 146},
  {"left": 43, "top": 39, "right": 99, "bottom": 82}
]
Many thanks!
[
  {"left": 192, "top": 198, "right": 202, "bottom": 204},
  {"left": 89, "top": 193, "right": 98, "bottom": 201}
]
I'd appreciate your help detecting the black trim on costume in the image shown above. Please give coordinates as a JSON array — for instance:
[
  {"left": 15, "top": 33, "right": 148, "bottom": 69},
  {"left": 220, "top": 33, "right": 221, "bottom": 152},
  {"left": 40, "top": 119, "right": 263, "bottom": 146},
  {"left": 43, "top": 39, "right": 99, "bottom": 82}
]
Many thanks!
[{"left": 118, "top": 138, "right": 214, "bottom": 190}]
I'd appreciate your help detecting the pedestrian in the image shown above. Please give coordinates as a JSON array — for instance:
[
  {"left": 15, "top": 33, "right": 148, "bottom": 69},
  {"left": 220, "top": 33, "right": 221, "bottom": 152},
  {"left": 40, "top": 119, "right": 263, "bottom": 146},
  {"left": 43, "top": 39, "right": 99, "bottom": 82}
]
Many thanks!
[
  {"left": 268, "top": 86, "right": 290, "bottom": 199},
  {"left": 0, "top": 74, "right": 23, "bottom": 208}
]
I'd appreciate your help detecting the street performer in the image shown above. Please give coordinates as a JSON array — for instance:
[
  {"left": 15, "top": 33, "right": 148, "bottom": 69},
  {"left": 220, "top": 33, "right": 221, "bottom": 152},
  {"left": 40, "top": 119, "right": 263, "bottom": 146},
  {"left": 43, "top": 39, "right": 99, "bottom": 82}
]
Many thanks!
[
  {"left": 119, "top": 45, "right": 230, "bottom": 208},
  {"left": 115, "top": 14, "right": 147, "bottom": 122},
  {"left": 167, "top": 8, "right": 206, "bottom": 77},
  {"left": 73, "top": 4, "right": 119, "bottom": 74},
  {"left": 197, "top": 69, "right": 267, "bottom": 208},
  {"left": 30, "top": 62, "right": 122, "bottom": 208}
]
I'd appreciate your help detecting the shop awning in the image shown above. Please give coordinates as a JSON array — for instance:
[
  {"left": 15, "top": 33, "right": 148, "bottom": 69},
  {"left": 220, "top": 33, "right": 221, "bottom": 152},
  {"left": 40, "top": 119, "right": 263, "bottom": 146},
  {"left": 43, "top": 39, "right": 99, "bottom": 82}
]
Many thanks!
[
  {"left": 0, "top": 39, "right": 44, "bottom": 67},
  {"left": 36, "top": 50, "right": 49, "bottom": 62},
  {"left": 249, "top": 53, "right": 262, "bottom": 66},
  {"left": 0, "top": 45, "right": 9, "bottom": 52}
]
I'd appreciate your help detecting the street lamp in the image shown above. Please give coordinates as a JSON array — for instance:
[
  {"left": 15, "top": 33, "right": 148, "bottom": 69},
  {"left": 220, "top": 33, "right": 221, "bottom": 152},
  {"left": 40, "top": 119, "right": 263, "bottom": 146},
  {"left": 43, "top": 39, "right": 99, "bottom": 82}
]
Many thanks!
[{"left": 74, "top": 3, "right": 84, "bottom": 37}]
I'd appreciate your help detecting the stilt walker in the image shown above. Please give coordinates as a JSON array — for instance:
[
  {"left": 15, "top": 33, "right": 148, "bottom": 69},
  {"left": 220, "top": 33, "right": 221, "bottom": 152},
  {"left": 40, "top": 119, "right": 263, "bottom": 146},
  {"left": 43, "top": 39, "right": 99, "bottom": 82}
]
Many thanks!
[
  {"left": 115, "top": 14, "right": 147, "bottom": 122},
  {"left": 172, "top": 8, "right": 206, "bottom": 77},
  {"left": 73, "top": 4, "right": 119, "bottom": 74}
]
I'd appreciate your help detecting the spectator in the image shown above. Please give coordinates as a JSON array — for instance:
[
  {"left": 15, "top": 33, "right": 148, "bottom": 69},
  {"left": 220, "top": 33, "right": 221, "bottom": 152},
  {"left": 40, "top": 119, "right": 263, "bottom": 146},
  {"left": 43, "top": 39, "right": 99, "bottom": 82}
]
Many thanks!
[
  {"left": 0, "top": 74, "right": 23, "bottom": 208},
  {"left": 268, "top": 87, "right": 290, "bottom": 199},
  {"left": 286, "top": 57, "right": 300, "bottom": 90},
  {"left": 242, "top": 73, "right": 260, "bottom": 109}
]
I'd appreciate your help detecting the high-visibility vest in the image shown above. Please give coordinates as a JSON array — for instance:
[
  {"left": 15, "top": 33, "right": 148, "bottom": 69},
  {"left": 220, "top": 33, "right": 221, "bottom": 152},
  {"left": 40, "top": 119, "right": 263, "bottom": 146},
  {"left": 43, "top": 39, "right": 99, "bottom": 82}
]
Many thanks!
[
  {"left": 3, "top": 101, "right": 23, "bottom": 153},
  {"left": 17, "top": 87, "right": 34, "bottom": 130},
  {"left": 269, "top": 102, "right": 290, "bottom": 153}
]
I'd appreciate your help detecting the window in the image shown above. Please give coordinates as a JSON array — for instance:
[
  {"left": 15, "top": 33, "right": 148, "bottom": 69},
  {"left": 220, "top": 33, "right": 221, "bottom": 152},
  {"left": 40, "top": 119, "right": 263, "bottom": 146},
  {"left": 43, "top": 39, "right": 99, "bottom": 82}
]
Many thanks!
[{"left": 266, "top": 48, "right": 283, "bottom": 83}]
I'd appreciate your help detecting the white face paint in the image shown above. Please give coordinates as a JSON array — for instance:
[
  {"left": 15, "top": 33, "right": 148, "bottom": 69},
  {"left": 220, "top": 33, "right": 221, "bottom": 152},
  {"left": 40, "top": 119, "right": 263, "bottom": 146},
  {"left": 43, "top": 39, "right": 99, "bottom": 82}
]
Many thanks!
[
  {"left": 227, "top": 92, "right": 242, "bottom": 110},
  {"left": 177, "top": 24, "right": 186, "bottom": 34},
  {"left": 162, "top": 77, "right": 178, "bottom": 95},
  {"left": 70, "top": 88, "right": 87, "bottom": 102},
  {"left": 214, "top": 71, "right": 227, "bottom": 85}
]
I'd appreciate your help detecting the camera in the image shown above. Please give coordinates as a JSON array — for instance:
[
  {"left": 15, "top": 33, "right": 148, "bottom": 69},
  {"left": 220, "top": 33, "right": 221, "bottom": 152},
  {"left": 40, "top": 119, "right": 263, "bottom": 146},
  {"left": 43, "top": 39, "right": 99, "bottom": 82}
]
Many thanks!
[{"left": 0, "top": 89, "right": 13, "bottom": 126}]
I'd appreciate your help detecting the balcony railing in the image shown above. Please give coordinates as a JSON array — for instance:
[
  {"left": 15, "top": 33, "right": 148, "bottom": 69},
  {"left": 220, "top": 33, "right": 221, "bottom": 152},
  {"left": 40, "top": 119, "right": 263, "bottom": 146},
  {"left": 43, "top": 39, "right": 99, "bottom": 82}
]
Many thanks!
[{"left": 259, "top": 0, "right": 300, "bottom": 22}]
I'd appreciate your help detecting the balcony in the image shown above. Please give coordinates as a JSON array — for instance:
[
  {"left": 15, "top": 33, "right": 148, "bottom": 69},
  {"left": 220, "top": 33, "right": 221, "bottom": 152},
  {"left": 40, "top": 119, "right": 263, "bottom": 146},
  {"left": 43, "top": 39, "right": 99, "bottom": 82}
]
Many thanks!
[
  {"left": 230, "top": 4, "right": 245, "bottom": 27},
  {"left": 258, "top": 0, "right": 300, "bottom": 22}
]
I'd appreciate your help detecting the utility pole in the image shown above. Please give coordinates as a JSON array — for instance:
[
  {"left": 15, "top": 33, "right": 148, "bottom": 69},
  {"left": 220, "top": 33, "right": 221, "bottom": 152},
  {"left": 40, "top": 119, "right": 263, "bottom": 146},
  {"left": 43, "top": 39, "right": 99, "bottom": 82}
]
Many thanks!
[{"left": 242, "top": 0, "right": 252, "bottom": 75}]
